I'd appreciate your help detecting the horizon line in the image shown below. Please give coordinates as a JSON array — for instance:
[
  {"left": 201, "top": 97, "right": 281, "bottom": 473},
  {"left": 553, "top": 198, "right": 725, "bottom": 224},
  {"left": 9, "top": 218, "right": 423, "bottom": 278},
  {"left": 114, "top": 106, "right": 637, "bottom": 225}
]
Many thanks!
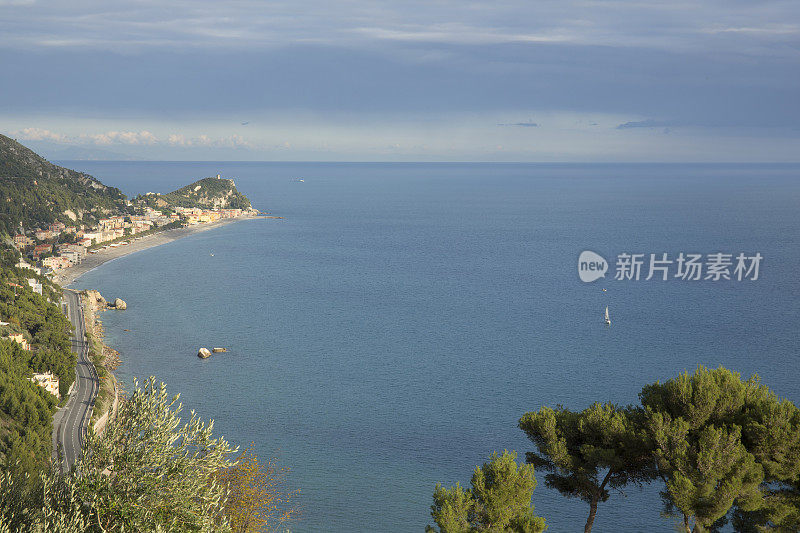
[{"left": 52, "top": 159, "right": 800, "bottom": 165}]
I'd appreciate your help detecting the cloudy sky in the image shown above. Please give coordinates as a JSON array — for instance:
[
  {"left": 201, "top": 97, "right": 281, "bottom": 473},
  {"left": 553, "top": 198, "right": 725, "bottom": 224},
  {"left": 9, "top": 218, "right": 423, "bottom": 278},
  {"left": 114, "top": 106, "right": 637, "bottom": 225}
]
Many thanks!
[{"left": 1, "top": 0, "right": 798, "bottom": 161}]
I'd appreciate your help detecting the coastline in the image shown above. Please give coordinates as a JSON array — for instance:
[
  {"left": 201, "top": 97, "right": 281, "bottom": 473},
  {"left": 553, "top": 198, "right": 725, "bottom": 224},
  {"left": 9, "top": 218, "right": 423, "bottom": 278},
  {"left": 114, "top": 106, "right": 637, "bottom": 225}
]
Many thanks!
[
  {"left": 78, "top": 289, "right": 120, "bottom": 431},
  {"left": 55, "top": 215, "right": 257, "bottom": 287},
  {"left": 59, "top": 214, "right": 261, "bottom": 430}
]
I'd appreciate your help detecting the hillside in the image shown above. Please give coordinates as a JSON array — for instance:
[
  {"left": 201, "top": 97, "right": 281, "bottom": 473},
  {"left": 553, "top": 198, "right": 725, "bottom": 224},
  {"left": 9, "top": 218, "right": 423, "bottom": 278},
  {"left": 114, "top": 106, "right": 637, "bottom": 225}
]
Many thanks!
[
  {"left": 136, "top": 176, "right": 251, "bottom": 210},
  {"left": 0, "top": 134, "right": 127, "bottom": 235},
  {"left": 0, "top": 249, "right": 74, "bottom": 483}
]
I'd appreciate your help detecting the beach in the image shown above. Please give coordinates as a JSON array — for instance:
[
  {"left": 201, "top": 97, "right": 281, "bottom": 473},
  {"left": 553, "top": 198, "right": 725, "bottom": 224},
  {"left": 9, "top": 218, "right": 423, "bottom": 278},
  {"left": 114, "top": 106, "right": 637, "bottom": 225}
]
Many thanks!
[{"left": 55, "top": 216, "right": 257, "bottom": 286}]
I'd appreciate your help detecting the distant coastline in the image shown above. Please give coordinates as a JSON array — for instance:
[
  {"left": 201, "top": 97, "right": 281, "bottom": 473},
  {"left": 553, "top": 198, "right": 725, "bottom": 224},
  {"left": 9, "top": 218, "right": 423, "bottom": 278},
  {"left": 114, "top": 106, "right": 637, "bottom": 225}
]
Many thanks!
[{"left": 57, "top": 215, "right": 259, "bottom": 287}]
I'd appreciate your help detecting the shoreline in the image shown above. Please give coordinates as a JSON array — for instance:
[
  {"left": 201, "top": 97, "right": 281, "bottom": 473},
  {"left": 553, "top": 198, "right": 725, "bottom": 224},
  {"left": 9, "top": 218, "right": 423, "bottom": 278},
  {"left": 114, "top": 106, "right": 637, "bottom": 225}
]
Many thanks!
[
  {"left": 59, "top": 214, "right": 262, "bottom": 428},
  {"left": 55, "top": 215, "right": 258, "bottom": 287},
  {"left": 78, "top": 289, "right": 119, "bottom": 430}
]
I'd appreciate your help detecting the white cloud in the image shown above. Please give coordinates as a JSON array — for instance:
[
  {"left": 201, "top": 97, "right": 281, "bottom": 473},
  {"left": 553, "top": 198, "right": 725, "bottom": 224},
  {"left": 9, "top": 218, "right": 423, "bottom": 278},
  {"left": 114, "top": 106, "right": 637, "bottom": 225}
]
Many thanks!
[
  {"left": 165, "top": 133, "right": 251, "bottom": 148},
  {"left": 5, "top": 111, "right": 798, "bottom": 162},
  {"left": 702, "top": 24, "right": 799, "bottom": 36},
  {"left": 81, "top": 130, "right": 159, "bottom": 145},
  {"left": 350, "top": 24, "right": 572, "bottom": 45},
  {"left": 14, "top": 127, "right": 67, "bottom": 142},
  {"left": 11, "top": 126, "right": 253, "bottom": 151},
  {"left": 167, "top": 134, "right": 189, "bottom": 146}
]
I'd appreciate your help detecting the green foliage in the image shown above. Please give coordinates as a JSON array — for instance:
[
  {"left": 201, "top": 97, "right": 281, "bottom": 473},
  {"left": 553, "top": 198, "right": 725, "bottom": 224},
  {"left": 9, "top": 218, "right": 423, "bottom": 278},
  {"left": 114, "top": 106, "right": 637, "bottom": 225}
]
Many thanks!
[
  {"left": 0, "top": 280, "right": 71, "bottom": 483},
  {"left": 0, "top": 271, "right": 75, "bottom": 396},
  {"left": 641, "top": 367, "right": 766, "bottom": 532},
  {"left": 734, "top": 380, "right": 800, "bottom": 531},
  {"left": 0, "top": 378, "right": 240, "bottom": 532},
  {"left": 0, "top": 345, "right": 57, "bottom": 480},
  {"left": 648, "top": 414, "right": 763, "bottom": 531},
  {"left": 72, "top": 376, "right": 236, "bottom": 532},
  {"left": 0, "top": 257, "right": 74, "bottom": 504},
  {"left": 427, "top": 450, "right": 547, "bottom": 533},
  {"left": 135, "top": 177, "right": 251, "bottom": 210},
  {"left": 516, "top": 367, "right": 800, "bottom": 532},
  {"left": 0, "top": 134, "right": 126, "bottom": 234},
  {"left": 519, "top": 403, "right": 655, "bottom": 532}
]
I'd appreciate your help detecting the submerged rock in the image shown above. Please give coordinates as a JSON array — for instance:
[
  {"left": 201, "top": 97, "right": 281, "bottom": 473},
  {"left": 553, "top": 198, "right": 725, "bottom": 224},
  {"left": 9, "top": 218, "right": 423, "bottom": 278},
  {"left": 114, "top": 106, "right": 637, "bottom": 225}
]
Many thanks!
[
  {"left": 197, "top": 348, "right": 212, "bottom": 359},
  {"left": 113, "top": 298, "right": 127, "bottom": 310}
]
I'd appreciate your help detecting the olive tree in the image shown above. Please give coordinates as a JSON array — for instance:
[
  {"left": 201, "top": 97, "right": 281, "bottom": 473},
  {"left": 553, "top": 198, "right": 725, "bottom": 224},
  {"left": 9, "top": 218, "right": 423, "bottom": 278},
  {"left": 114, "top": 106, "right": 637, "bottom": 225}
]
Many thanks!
[{"left": 73, "top": 376, "right": 237, "bottom": 532}]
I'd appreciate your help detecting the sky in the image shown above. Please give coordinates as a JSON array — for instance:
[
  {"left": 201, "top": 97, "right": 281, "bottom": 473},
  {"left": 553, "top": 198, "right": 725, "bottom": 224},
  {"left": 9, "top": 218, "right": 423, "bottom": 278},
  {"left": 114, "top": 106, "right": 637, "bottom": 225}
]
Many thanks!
[{"left": 1, "top": 0, "right": 798, "bottom": 161}]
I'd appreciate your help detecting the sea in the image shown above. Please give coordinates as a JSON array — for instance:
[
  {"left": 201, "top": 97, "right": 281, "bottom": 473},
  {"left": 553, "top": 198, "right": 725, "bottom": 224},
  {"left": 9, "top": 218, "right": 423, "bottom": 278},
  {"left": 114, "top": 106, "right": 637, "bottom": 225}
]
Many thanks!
[{"left": 61, "top": 161, "right": 800, "bottom": 532}]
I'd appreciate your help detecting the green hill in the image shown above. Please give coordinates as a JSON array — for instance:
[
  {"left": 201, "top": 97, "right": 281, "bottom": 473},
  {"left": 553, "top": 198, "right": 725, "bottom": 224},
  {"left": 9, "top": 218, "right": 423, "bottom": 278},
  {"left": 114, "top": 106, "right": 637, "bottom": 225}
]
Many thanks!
[
  {"left": 136, "top": 176, "right": 251, "bottom": 210},
  {"left": 0, "top": 134, "right": 127, "bottom": 235},
  {"left": 0, "top": 249, "right": 74, "bottom": 484}
]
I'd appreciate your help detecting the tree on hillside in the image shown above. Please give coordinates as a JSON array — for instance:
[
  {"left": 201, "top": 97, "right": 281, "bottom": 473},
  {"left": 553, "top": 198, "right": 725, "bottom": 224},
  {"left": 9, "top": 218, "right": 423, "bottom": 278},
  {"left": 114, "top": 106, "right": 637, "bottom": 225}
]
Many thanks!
[
  {"left": 641, "top": 367, "right": 764, "bottom": 532},
  {"left": 426, "top": 450, "right": 547, "bottom": 533},
  {"left": 0, "top": 461, "right": 88, "bottom": 533},
  {"left": 216, "top": 443, "right": 299, "bottom": 533},
  {"left": 73, "top": 377, "right": 237, "bottom": 532},
  {"left": 518, "top": 403, "right": 655, "bottom": 533}
]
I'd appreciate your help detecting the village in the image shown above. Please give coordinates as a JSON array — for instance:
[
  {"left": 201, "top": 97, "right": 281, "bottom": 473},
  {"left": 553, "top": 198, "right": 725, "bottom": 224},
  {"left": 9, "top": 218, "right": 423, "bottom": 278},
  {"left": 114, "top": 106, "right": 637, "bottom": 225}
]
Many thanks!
[
  {"left": 11, "top": 205, "right": 246, "bottom": 277},
  {"left": 5, "top": 203, "right": 247, "bottom": 399}
]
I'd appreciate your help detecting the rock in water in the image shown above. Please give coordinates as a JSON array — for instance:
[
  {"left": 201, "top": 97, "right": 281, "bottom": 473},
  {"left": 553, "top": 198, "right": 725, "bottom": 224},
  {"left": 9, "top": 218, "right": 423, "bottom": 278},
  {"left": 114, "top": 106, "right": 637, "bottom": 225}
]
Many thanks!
[
  {"left": 197, "top": 348, "right": 212, "bottom": 359},
  {"left": 114, "top": 298, "right": 127, "bottom": 310},
  {"left": 212, "top": 347, "right": 227, "bottom": 353}
]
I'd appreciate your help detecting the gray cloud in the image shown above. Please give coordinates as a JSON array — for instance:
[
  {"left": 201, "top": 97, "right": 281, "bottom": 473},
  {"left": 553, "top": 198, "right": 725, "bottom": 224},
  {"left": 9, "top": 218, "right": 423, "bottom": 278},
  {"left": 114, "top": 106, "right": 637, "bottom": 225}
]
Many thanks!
[
  {"left": 616, "top": 119, "right": 675, "bottom": 129},
  {"left": 1, "top": 0, "right": 798, "bottom": 56},
  {"left": 1, "top": 1, "right": 799, "bottom": 160},
  {"left": 498, "top": 121, "right": 539, "bottom": 127}
]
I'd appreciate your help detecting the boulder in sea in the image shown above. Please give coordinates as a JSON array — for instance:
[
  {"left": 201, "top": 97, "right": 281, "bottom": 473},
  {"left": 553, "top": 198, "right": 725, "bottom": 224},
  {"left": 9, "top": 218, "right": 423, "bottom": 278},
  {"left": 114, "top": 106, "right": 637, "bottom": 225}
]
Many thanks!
[
  {"left": 212, "top": 347, "right": 227, "bottom": 353},
  {"left": 197, "top": 347, "right": 212, "bottom": 359},
  {"left": 113, "top": 298, "right": 127, "bottom": 310}
]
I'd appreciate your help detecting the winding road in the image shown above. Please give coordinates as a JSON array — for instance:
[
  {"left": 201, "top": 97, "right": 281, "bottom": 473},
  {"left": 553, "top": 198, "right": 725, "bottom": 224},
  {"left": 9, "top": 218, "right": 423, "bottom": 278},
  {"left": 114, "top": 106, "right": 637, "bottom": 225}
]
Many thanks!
[{"left": 52, "top": 290, "right": 99, "bottom": 472}]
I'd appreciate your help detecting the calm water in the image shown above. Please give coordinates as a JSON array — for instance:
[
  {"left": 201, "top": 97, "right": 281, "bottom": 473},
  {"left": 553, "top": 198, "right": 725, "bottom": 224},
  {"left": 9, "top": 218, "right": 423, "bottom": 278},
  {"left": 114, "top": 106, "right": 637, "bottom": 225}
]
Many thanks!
[{"left": 64, "top": 162, "right": 800, "bottom": 532}]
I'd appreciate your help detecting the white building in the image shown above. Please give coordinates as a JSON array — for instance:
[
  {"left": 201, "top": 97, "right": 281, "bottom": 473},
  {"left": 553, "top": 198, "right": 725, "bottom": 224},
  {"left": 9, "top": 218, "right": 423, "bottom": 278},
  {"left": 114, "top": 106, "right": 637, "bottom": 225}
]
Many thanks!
[
  {"left": 16, "top": 259, "right": 42, "bottom": 275},
  {"left": 31, "top": 372, "right": 59, "bottom": 398},
  {"left": 27, "top": 279, "right": 42, "bottom": 295}
]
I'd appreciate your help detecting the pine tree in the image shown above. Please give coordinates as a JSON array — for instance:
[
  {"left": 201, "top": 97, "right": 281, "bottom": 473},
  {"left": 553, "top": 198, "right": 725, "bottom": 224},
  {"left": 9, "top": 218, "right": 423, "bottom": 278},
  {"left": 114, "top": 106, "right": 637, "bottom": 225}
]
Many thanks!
[
  {"left": 641, "top": 367, "right": 764, "bottom": 532},
  {"left": 427, "top": 450, "right": 547, "bottom": 533},
  {"left": 735, "top": 380, "right": 800, "bottom": 531},
  {"left": 518, "top": 403, "right": 655, "bottom": 533}
]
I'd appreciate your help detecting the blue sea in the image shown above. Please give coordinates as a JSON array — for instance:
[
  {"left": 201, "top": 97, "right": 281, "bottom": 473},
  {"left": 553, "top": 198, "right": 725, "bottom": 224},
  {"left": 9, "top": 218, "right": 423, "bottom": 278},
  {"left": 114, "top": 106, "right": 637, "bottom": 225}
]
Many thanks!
[{"left": 63, "top": 162, "right": 800, "bottom": 532}]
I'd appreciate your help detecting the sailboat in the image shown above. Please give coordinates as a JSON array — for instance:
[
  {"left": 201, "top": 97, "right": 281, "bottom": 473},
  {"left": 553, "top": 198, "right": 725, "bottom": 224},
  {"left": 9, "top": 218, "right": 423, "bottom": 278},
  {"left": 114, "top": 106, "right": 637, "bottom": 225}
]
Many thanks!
[{"left": 604, "top": 305, "right": 611, "bottom": 325}]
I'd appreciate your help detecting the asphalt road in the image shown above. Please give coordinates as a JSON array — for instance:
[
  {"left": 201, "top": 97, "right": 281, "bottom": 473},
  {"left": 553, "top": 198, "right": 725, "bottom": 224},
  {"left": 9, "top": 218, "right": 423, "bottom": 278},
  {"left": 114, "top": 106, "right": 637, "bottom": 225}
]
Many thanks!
[{"left": 52, "top": 290, "right": 99, "bottom": 472}]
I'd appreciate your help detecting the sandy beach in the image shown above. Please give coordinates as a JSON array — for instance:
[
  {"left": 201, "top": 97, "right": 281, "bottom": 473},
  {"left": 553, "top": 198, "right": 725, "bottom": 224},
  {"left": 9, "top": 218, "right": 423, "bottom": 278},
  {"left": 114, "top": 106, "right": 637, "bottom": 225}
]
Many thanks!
[{"left": 55, "top": 216, "right": 258, "bottom": 287}]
